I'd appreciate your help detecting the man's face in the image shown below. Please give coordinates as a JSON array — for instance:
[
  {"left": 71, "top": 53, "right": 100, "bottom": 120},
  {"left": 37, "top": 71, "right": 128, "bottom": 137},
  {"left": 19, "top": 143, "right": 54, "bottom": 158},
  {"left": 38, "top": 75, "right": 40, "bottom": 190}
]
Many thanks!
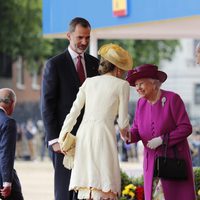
[
  {"left": 67, "top": 24, "right": 91, "bottom": 54},
  {"left": 7, "top": 101, "right": 15, "bottom": 116},
  {"left": 196, "top": 46, "right": 200, "bottom": 65}
]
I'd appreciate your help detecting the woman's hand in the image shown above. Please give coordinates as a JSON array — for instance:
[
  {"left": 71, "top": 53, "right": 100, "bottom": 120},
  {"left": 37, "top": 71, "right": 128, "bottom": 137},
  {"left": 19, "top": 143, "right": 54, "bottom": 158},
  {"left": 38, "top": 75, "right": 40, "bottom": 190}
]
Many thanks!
[{"left": 120, "top": 129, "right": 131, "bottom": 142}]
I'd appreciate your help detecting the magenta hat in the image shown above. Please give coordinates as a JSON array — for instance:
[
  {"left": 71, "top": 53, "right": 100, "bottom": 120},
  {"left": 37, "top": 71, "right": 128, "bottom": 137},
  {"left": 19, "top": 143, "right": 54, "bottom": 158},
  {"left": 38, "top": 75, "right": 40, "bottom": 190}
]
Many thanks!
[{"left": 126, "top": 64, "right": 167, "bottom": 87}]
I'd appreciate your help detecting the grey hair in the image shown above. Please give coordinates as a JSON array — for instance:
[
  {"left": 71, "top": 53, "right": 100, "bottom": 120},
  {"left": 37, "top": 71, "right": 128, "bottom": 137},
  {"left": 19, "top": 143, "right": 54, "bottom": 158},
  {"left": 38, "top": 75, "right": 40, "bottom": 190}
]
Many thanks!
[
  {"left": 148, "top": 78, "right": 162, "bottom": 90},
  {"left": 0, "top": 88, "right": 16, "bottom": 105}
]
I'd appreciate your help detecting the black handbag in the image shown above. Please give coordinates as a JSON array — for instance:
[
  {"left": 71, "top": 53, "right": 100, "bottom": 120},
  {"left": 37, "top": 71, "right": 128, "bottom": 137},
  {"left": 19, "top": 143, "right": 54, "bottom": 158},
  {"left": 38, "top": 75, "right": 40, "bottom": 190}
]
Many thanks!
[{"left": 154, "top": 134, "right": 187, "bottom": 180}]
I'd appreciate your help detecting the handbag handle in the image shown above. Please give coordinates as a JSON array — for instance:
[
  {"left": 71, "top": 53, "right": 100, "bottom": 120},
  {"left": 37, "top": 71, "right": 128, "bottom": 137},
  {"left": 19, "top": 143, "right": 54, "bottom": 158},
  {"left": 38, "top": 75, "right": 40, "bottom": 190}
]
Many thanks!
[
  {"left": 162, "top": 134, "right": 168, "bottom": 161},
  {"left": 162, "top": 134, "right": 179, "bottom": 162}
]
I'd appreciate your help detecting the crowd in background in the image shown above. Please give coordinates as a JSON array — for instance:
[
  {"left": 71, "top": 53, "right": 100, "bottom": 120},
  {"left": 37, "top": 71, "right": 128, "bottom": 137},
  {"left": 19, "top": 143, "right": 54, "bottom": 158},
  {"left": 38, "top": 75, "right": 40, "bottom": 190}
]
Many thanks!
[
  {"left": 15, "top": 119, "right": 48, "bottom": 161},
  {"left": 13, "top": 116, "right": 200, "bottom": 170},
  {"left": 14, "top": 117, "right": 200, "bottom": 167}
]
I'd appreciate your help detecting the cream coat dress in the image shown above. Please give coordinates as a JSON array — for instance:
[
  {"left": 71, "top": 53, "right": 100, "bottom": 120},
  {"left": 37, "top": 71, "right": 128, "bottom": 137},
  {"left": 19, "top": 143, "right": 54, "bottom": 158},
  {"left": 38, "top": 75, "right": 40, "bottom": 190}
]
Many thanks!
[{"left": 59, "top": 75, "right": 130, "bottom": 200}]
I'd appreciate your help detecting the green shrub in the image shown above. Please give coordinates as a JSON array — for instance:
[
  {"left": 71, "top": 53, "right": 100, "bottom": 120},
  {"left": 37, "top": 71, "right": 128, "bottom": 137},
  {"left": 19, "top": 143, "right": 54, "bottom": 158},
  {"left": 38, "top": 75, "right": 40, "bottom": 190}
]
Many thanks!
[
  {"left": 120, "top": 167, "right": 200, "bottom": 200},
  {"left": 120, "top": 170, "right": 144, "bottom": 200},
  {"left": 194, "top": 167, "right": 200, "bottom": 199}
]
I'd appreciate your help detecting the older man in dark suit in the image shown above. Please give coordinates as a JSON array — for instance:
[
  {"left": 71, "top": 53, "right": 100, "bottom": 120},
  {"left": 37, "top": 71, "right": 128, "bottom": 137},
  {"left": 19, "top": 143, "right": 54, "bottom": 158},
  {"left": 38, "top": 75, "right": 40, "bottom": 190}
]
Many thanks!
[
  {"left": 41, "top": 17, "right": 99, "bottom": 200},
  {"left": 0, "top": 88, "right": 23, "bottom": 200}
]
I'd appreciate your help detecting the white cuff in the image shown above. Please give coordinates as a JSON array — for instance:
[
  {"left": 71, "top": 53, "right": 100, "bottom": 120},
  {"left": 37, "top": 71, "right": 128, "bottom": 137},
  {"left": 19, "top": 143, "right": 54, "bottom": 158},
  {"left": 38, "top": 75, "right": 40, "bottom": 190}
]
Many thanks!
[
  {"left": 3, "top": 182, "right": 11, "bottom": 187},
  {"left": 48, "top": 138, "right": 58, "bottom": 146}
]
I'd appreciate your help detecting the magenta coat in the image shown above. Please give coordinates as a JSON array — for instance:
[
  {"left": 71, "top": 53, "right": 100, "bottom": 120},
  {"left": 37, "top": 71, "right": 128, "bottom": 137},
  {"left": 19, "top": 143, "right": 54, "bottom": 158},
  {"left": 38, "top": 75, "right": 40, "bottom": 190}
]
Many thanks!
[{"left": 130, "top": 90, "right": 196, "bottom": 200}]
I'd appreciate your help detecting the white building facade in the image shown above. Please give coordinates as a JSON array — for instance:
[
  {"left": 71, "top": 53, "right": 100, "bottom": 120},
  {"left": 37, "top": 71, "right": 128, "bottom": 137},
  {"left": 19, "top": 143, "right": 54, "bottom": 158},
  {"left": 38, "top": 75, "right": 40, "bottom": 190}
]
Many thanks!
[{"left": 161, "top": 39, "right": 200, "bottom": 119}]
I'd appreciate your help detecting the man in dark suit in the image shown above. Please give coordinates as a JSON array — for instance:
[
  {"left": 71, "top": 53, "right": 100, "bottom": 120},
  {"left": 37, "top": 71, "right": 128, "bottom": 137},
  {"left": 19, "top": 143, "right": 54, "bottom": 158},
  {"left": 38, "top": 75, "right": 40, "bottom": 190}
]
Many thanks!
[
  {"left": 0, "top": 88, "right": 24, "bottom": 200},
  {"left": 41, "top": 17, "right": 99, "bottom": 200}
]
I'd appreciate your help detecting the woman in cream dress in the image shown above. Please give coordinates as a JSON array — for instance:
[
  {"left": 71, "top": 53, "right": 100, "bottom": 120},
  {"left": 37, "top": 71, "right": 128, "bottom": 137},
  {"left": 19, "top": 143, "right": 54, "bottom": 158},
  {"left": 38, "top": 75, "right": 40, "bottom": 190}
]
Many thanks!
[{"left": 59, "top": 43, "right": 133, "bottom": 200}]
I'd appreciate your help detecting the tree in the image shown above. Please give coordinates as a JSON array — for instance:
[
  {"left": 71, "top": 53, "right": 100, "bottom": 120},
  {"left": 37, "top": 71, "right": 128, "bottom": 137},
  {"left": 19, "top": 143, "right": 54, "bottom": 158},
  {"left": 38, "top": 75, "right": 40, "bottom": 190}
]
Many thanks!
[
  {"left": 0, "top": 0, "right": 23, "bottom": 57},
  {"left": 98, "top": 39, "right": 180, "bottom": 67},
  {"left": 0, "top": 0, "right": 52, "bottom": 75},
  {"left": 0, "top": 0, "right": 179, "bottom": 75}
]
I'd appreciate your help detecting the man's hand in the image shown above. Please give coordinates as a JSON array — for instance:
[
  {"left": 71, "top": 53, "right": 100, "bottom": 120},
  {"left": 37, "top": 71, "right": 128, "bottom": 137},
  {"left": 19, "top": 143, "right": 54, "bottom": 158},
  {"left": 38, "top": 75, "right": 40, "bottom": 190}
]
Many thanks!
[
  {"left": 52, "top": 142, "right": 62, "bottom": 153},
  {"left": 147, "top": 136, "right": 162, "bottom": 149},
  {"left": 0, "top": 185, "right": 11, "bottom": 198}
]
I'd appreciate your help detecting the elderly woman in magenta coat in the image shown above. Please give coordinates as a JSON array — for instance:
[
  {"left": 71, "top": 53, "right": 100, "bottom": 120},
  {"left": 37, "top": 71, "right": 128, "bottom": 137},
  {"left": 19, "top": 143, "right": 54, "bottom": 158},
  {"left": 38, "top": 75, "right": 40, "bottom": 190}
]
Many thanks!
[{"left": 125, "top": 64, "right": 196, "bottom": 200}]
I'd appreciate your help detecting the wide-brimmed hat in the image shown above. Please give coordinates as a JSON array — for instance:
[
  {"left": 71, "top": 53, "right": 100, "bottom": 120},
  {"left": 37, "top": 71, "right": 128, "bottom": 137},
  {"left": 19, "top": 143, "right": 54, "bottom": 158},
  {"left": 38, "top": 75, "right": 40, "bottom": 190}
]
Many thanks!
[
  {"left": 98, "top": 43, "right": 133, "bottom": 71},
  {"left": 126, "top": 64, "right": 167, "bottom": 86}
]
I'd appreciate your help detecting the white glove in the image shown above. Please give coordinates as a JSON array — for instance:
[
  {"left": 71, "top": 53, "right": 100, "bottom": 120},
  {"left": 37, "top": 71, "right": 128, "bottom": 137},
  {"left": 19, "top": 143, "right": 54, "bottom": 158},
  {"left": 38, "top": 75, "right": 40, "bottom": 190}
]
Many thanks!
[{"left": 147, "top": 136, "right": 162, "bottom": 149}]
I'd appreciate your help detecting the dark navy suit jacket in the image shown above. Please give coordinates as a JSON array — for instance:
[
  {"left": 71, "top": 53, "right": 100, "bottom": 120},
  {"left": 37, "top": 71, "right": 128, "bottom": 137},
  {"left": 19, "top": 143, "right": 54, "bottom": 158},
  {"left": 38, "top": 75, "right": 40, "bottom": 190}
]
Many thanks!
[
  {"left": 0, "top": 109, "right": 23, "bottom": 199},
  {"left": 41, "top": 49, "right": 99, "bottom": 142}
]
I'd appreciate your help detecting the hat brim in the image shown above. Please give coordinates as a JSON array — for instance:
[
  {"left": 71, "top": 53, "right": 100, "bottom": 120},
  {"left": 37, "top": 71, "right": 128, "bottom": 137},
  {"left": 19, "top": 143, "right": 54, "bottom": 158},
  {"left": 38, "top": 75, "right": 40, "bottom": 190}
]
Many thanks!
[
  {"left": 101, "top": 54, "right": 133, "bottom": 71},
  {"left": 126, "top": 70, "right": 167, "bottom": 86},
  {"left": 98, "top": 43, "right": 133, "bottom": 71}
]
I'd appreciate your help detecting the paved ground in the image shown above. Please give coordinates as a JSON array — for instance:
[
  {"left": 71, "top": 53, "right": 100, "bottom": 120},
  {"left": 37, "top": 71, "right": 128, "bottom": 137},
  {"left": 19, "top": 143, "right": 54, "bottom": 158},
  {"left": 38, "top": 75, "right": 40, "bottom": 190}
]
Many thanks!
[
  {"left": 15, "top": 159, "right": 54, "bottom": 200},
  {"left": 15, "top": 157, "right": 143, "bottom": 200}
]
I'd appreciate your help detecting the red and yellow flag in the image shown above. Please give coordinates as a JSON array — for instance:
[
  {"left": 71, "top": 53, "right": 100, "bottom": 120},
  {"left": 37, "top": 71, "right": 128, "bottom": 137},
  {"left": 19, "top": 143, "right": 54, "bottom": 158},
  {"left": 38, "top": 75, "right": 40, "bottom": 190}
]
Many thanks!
[{"left": 112, "top": 0, "right": 127, "bottom": 17}]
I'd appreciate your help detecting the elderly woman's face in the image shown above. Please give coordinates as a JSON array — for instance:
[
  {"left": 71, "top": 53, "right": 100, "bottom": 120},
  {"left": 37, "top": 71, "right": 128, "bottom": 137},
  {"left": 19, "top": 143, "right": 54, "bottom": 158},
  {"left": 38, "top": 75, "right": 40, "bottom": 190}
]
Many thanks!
[
  {"left": 196, "top": 45, "right": 200, "bottom": 64},
  {"left": 135, "top": 78, "right": 157, "bottom": 99}
]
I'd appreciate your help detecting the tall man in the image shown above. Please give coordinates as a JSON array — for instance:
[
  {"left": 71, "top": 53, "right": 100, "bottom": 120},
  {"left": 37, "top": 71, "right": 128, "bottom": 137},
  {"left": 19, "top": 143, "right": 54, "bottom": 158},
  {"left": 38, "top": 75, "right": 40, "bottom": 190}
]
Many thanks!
[
  {"left": 0, "top": 88, "right": 24, "bottom": 200},
  {"left": 41, "top": 17, "right": 99, "bottom": 200}
]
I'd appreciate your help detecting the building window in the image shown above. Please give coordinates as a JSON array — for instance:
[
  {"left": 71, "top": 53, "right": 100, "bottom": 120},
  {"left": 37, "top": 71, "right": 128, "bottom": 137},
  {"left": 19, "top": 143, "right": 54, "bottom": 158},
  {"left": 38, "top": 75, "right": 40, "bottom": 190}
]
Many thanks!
[
  {"left": 16, "top": 57, "right": 25, "bottom": 90},
  {"left": 31, "top": 70, "right": 40, "bottom": 90},
  {"left": 0, "top": 53, "right": 12, "bottom": 78},
  {"left": 194, "top": 84, "right": 200, "bottom": 104}
]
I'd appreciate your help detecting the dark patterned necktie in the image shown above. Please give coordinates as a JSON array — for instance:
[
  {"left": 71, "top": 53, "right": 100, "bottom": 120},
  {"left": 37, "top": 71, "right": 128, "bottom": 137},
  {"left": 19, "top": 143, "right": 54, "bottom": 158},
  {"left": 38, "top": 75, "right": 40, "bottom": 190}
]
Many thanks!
[{"left": 76, "top": 55, "right": 85, "bottom": 85}]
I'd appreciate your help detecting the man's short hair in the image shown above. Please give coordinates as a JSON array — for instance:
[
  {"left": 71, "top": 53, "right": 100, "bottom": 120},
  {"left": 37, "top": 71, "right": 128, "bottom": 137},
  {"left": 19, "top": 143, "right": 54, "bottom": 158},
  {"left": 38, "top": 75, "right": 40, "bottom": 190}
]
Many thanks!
[
  {"left": 0, "top": 88, "right": 16, "bottom": 105},
  {"left": 68, "top": 17, "right": 91, "bottom": 33}
]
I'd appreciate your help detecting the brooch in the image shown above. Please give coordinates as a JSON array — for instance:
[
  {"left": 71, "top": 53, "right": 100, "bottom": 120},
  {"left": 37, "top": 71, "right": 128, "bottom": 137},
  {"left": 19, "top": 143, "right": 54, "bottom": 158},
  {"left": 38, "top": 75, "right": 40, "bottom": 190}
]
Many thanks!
[{"left": 161, "top": 97, "right": 166, "bottom": 107}]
